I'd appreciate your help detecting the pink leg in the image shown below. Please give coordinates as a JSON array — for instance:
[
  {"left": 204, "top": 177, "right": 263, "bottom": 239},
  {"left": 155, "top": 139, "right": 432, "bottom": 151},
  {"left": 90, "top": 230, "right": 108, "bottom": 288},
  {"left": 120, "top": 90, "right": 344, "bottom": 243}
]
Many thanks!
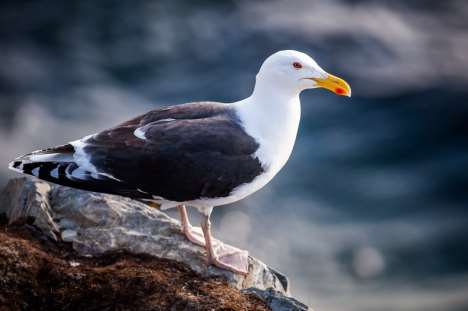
[
  {"left": 177, "top": 205, "right": 205, "bottom": 247},
  {"left": 200, "top": 214, "right": 249, "bottom": 275}
]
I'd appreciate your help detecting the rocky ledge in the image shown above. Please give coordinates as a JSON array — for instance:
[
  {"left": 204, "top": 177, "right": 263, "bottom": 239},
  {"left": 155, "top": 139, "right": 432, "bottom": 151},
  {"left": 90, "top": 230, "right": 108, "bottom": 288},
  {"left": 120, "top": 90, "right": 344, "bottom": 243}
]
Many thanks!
[{"left": 0, "top": 178, "right": 309, "bottom": 311}]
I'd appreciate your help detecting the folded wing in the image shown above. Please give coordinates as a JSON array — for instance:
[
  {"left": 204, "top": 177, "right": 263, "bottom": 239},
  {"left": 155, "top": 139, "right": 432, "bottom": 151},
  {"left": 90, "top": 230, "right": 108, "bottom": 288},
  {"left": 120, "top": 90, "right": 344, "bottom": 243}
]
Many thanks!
[{"left": 10, "top": 102, "right": 264, "bottom": 202}]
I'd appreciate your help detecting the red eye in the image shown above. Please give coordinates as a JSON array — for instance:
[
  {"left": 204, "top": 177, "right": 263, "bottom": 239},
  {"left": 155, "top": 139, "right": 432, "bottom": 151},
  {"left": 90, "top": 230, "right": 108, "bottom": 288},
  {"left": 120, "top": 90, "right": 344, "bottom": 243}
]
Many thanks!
[{"left": 293, "top": 62, "right": 302, "bottom": 69}]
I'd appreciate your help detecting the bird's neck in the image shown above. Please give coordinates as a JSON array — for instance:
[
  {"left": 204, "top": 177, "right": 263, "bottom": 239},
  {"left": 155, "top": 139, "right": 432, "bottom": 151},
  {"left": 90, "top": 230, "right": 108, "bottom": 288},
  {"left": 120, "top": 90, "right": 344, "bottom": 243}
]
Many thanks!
[
  {"left": 251, "top": 74, "right": 300, "bottom": 100},
  {"left": 233, "top": 85, "right": 301, "bottom": 171},
  {"left": 243, "top": 92, "right": 301, "bottom": 130},
  {"left": 237, "top": 80, "right": 301, "bottom": 133}
]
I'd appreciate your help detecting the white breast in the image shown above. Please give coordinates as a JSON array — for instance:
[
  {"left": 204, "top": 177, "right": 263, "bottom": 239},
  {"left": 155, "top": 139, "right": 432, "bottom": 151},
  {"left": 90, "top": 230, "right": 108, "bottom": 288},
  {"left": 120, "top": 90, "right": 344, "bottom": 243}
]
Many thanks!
[{"left": 229, "top": 96, "right": 301, "bottom": 201}]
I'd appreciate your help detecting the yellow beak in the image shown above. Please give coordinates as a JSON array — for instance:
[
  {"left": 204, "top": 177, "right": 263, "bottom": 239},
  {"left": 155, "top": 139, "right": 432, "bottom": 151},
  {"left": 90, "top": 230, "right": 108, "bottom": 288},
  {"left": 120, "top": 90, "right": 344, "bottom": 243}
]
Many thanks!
[{"left": 310, "top": 73, "right": 351, "bottom": 97}]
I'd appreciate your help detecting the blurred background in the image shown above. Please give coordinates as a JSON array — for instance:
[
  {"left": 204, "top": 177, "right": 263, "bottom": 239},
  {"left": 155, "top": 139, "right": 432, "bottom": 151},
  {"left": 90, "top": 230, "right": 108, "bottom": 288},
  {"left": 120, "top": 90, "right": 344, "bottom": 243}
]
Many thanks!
[{"left": 1, "top": 0, "right": 468, "bottom": 310}]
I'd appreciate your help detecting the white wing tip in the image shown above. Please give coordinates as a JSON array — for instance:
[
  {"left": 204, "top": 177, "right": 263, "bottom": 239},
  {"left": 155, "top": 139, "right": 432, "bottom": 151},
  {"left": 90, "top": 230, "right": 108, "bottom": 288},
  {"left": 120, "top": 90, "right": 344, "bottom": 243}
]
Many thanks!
[
  {"left": 134, "top": 127, "right": 146, "bottom": 140},
  {"left": 8, "top": 160, "right": 24, "bottom": 173}
]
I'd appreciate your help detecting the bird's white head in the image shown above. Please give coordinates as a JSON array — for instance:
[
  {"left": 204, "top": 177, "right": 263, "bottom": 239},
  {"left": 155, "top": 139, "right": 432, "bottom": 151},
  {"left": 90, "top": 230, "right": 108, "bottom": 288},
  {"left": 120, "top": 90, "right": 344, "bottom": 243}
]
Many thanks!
[{"left": 254, "top": 50, "right": 351, "bottom": 98}]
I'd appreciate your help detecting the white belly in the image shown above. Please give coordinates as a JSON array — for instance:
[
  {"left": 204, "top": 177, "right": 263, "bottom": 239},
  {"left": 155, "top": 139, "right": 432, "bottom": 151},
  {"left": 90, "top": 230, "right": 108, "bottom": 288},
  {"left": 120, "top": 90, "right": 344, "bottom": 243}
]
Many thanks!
[
  {"left": 228, "top": 126, "right": 299, "bottom": 201},
  {"left": 218, "top": 96, "right": 302, "bottom": 205}
]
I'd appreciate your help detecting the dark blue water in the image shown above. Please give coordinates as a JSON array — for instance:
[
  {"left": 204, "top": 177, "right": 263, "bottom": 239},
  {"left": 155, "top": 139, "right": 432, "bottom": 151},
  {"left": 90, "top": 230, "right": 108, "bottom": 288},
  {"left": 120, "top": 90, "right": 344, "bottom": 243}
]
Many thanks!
[{"left": 1, "top": 1, "right": 467, "bottom": 310}]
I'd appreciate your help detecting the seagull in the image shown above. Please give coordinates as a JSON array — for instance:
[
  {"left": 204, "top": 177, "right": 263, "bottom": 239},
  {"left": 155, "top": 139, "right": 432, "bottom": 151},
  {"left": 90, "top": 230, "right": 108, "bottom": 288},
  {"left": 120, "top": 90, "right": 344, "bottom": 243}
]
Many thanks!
[{"left": 9, "top": 50, "right": 351, "bottom": 274}]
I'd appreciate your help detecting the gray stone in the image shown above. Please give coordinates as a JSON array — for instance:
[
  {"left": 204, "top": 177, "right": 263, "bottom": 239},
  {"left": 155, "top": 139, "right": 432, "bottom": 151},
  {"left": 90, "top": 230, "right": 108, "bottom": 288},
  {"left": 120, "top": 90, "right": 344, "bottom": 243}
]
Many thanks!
[
  {"left": 242, "top": 287, "right": 310, "bottom": 311},
  {"left": 0, "top": 178, "right": 58, "bottom": 239},
  {"left": 61, "top": 229, "right": 77, "bottom": 242},
  {"left": 0, "top": 177, "right": 289, "bottom": 293},
  {"left": 58, "top": 218, "right": 78, "bottom": 230}
]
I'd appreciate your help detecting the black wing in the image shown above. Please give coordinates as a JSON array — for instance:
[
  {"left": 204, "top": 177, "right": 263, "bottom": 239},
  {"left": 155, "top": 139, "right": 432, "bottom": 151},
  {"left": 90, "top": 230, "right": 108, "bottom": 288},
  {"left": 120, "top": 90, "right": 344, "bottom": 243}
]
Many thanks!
[{"left": 10, "top": 102, "right": 264, "bottom": 202}]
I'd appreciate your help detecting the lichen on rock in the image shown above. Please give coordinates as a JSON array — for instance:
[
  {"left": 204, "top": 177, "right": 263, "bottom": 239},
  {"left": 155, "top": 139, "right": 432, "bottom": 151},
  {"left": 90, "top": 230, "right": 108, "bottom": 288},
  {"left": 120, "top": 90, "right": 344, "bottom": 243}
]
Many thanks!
[{"left": 0, "top": 177, "right": 309, "bottom": 310}]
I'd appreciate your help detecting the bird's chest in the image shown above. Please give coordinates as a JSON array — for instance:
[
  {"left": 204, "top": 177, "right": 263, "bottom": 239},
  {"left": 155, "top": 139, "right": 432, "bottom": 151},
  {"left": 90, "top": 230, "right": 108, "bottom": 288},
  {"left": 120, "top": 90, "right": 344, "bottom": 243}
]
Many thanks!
[
  {"left": 226, "top": 97, "right": 301, "bottom": 202},
  {"left": 250, "top": 99, "right": 300, "bottom": 171},
  {"left": 234, "top": 109, "right": 300, "bottom": 200},
  {"left": 254, "top": 118, "right": 299, "bottom": 179},
  {"left": 228, "top": 128, "right": 298, "bottom": 203}
]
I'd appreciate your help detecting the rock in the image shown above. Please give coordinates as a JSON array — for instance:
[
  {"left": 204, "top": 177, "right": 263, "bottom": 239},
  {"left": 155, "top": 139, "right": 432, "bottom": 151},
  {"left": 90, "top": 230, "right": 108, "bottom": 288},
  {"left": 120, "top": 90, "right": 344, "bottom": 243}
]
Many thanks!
[
  {"left": 0, "top": 178, "right": 58, "bottom": 239},
  {"left": 0, "top": 177, "right": 289, "bottom": 294},
  {"left": 0, "top": 221, "right": 270, "bottom": 311},
  {"left": 242, "top": 288, "right": 310, "bottom": 311},
  {"left": 61, "top": 229, "right": 77, "bottom": 242}
]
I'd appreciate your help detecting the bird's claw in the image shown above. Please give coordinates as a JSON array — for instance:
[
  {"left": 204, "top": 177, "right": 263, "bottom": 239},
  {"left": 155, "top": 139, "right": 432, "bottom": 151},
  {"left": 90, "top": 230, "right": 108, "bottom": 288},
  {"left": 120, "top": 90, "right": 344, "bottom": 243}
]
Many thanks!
[
  {"left": 182, "top": 225, "right": 205, "bottom": 247},
  {"left": 207, "top": 249, "right": 249, "bottom": 275}
]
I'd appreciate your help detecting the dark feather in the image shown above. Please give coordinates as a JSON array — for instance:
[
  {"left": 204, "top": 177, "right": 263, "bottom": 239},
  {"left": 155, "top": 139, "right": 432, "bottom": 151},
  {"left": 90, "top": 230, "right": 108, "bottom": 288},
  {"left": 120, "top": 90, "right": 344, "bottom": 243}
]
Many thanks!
[{"left": 10, "top": 102, "right": 264, "bottom": 202}]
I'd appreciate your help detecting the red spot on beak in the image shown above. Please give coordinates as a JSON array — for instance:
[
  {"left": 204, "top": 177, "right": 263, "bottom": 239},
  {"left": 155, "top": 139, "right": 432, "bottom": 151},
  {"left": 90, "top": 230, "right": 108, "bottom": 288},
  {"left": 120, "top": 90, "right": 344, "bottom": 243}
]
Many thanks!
[{"left": 335, "top": 87, "right": 346, "bottom": 95}]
